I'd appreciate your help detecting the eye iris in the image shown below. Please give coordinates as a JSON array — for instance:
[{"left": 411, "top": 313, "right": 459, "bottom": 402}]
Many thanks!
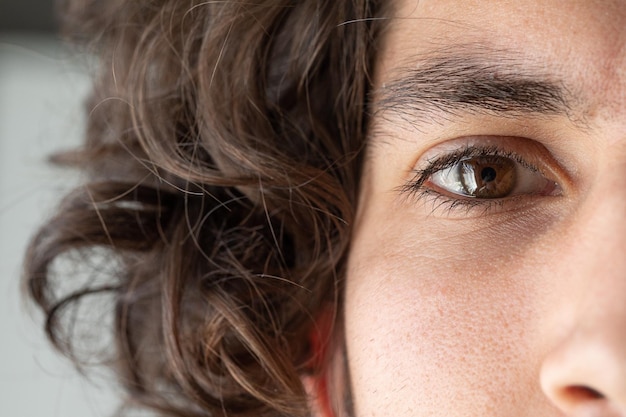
[{"left": 460, "top": 156, "right": 516, "bottom": 198}]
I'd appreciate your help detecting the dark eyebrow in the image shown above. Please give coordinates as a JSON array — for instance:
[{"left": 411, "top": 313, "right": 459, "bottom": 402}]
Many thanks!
[{"left": 373, "top": 50, "right": 575, "bottom": 125}]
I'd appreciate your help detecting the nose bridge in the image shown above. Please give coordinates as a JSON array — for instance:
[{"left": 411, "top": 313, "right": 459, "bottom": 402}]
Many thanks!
[
  {"left": 558, "top": 163, "right": 626, "bottom": 332},
  {"left": 567, "top": 159, "right": 626, "bottom": 289},
  {"left": 569, "top": 174, "right": 626, "bottom": 330}
]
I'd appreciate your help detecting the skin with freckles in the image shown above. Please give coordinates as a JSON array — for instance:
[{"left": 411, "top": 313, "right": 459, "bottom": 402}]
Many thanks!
[{"left": 314, "top": 1, "right": 626, "bottom": 417}]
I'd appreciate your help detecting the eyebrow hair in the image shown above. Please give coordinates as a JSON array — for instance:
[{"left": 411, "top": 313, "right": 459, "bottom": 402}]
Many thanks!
[{"left": 373, "top": 50, "right": 575, "bottom": 125}]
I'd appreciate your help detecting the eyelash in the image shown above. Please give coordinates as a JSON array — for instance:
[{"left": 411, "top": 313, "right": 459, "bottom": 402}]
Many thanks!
[{"left": 401, "top": 145, "right": 545, "bottom": 215}]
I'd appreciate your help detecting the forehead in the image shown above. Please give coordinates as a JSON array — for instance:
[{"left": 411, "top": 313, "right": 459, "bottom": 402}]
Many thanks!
[{"left": 377, "top": 0, "right": 626, "bottom": 125}]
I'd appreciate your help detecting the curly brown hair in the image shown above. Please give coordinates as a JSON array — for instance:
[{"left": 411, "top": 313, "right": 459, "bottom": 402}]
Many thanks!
[{"left": 24, "top": 1, "right": 386, "bottom": 416}]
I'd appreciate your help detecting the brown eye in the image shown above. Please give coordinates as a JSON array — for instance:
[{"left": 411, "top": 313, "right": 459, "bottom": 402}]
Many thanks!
[
  {"left": 428, "top": 153, "right": 556, "bottom": 199},
  {"left": 459, "top": 156, "right": 515, "bottom": 198}
]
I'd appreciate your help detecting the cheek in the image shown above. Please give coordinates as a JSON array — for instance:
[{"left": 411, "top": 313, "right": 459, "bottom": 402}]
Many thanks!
[{"left": 343, "top": 215, "right": 553, "bottom": 417}]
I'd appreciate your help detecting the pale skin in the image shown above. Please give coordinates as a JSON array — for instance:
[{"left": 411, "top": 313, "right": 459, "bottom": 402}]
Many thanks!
[{"left": 309, "top": 1, "right": 626, "bottom": 416}]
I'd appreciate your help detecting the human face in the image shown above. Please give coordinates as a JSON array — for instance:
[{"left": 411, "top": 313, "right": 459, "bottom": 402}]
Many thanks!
[{"left": 342, "top": 1, "right": 626, "bottom": 417}]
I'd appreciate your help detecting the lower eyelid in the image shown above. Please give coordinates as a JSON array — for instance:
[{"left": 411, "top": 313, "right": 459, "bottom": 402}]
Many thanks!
[
  {"left": 410, "top": 187, "right": 507, "bottom": 218},
  {"left": 410, "top": 185, "right": 557, "bottom": 219}
]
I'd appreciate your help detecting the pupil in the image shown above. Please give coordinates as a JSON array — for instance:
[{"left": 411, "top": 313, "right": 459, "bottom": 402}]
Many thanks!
[{"left": 481, "top": 167, "right": 497, "bottom": 183}]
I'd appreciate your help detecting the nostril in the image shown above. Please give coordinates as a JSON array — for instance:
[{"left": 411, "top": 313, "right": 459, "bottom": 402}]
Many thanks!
[{"left": 563, "top": 385, "right": 605, "bottom": 402}]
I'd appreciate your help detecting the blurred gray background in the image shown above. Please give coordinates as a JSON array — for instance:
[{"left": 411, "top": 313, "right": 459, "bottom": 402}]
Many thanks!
[{"left": 1, "top": 1, "right": 118, "bottom": 416}]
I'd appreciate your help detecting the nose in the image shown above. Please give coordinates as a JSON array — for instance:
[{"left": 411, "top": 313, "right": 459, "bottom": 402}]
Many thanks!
[
  {"left": 540, "top": 325, "right": 626, "bottom": 416},
  {"left": 539, "top": 184, "right": 626, "bottom": 417}
]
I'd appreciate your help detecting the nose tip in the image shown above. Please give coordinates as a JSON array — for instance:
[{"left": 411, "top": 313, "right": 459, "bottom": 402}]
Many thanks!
[{"left": 540, "top": 328, "right": 626, "bottom": 417}]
